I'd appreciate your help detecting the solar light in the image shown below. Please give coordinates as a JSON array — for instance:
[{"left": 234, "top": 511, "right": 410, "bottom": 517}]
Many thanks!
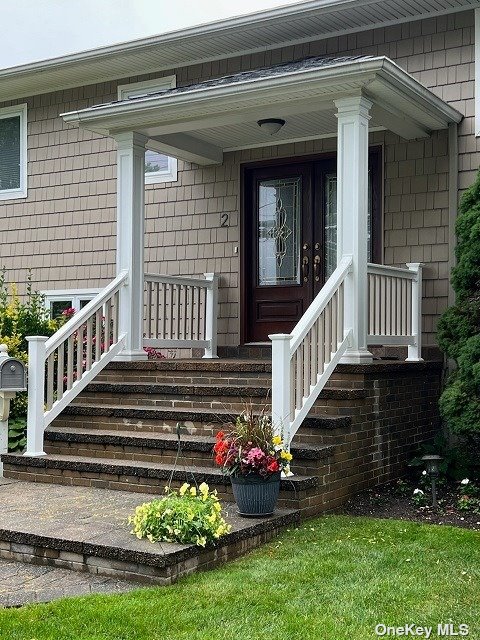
[{"left": 421, "top": 454, "right": 443, "bottom": 508}]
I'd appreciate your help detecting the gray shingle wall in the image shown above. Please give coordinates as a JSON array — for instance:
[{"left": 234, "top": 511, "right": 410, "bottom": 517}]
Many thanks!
[{"left": 0, "top": 10, "right": 476, "bottom": 347}]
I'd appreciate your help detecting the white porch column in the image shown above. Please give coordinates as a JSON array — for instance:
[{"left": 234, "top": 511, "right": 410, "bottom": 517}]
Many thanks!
[
  {"left": 335, "top": 95, "right": 373, "bottom": 364},
  {"left": 114, "top": 131, "right": 148, "bottom": 361}
]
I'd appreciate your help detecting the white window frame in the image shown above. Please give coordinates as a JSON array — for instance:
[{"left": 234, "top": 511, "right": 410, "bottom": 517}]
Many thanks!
[
  {"left": 476, "top": 9, "right": 480, "bottom": 136},
  {"left": 0, "top": 103, "right": 27, "bottom": 201},
  {"left": 43, "top": 288, "right": 101, "bottom": 316},
  {"left": 117, "top": 76, "right": 178, "bottom": 183}
]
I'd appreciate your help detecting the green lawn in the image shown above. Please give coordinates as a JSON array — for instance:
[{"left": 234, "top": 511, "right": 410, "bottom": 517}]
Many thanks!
[{"left": 0, "top": 516, "right": 478, "bottom": 640}]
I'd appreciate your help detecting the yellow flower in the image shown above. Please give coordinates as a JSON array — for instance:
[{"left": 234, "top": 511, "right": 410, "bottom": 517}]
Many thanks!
[
  {"left": 280, "top": 450, "right": 293, "bottom": 462},
  {"left": 199, "top": 482, "right": 209, "bottom": 495},
  {"left": 272, "top": 435, "right": 283, "bottom": 446},
  {"left": 213, "top": 501, "right": 222, "bottom": 512},
  {"left": 196, "top": 536, "right": 207, "bottom": 547},
  {"left": 179, "top": 482, "right": 190, "bottom": 496},
  {"left": 190, "top": 486, "right": 197, "bottom": 497}
]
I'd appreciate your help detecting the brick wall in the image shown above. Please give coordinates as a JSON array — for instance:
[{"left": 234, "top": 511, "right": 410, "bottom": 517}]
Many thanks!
[{"left": 0, "top": 11, "right": 476, "bottom": 348}]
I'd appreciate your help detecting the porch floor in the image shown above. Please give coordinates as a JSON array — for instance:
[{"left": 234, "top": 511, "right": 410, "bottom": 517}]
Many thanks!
[{"left": 0, "top": 479, "right": 299, "bottom": 597}]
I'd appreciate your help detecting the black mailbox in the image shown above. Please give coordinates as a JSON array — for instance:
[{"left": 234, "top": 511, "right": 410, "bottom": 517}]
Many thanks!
[{"left": 0, "top": 358, "right": 26, "bottom": 392}]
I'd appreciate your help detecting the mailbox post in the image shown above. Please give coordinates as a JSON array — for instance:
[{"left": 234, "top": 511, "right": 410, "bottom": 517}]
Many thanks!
[{"left": 0, "top": 344, "right": 27, "bottom": 476}]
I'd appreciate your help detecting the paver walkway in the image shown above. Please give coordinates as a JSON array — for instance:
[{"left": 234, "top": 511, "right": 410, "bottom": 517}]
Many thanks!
[{"left": 0, "top": 558, "right": 138, "bottom": 607}]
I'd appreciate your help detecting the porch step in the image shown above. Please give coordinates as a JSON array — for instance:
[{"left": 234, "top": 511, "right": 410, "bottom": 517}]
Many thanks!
[
  {"left": 1, "top": 454, "right": 319, "bottom": 513},
  {"left": 0, "top": 480, "right": 299, "bottom": 586},
  {"left": 57, "top": 403, "right": 353, "bottom": 437},
  {"left": 43, "top": 426, "right": 335, "bottom": 475}
]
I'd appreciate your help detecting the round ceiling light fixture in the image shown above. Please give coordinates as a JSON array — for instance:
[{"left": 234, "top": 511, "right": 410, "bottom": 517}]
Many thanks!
[{"left": 257, "top": 118, "right": 286, "bottom": 136}]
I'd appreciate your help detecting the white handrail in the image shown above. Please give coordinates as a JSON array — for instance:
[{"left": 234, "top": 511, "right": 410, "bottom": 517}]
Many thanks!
[
  {"left": 367, "top": 262, "right": 423, "bottom": 360},
  {"left": 270, "top": 256, "right": 353, "bottom": 448},
  {"left": 46, "top": 270, "right": 128, "bottom": 354},
  {"left": 144, "top": 272, "right": 218, "bottom": 358},
  {"left": 25, "top": 271, "right": 129, "bottom": 457}
]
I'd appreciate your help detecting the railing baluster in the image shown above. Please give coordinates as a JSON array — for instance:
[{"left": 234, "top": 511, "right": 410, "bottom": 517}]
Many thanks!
[
  {"left": 67, "top": 334, "right": 74, "bottom": 390},
  {"left": 56, "top": 345, "right": 64, "bottom": 402},
  {"left": 324, "top": 302, "right": 331, "bottom": 365},
  {"left": 95, "top": 309, "right": 102, "bottom": 362},
  {"left": 112, "top": 292, "right": 119, "bottom": 344},
  {"left": 104, "top": 300, "right": 111, "bottom": 353},
  {"left": 76, "top": 325, "right": 83, "bottom": 381},
  {"left": 296, "top": 347, "right": 303, "bottom": 410},
  {"left": 86, "top": 317, "right": 93, "bottom": 371},
  {"left": 46, "top": 352, "right": 55, "bottom": 410},
  {"left": 146, "top": 280, "right": 152, "bottom": 340}
]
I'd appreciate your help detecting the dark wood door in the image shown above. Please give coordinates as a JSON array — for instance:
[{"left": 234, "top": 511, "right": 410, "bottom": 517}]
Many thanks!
[{"left": 243, "top": 151, "right": 381, "bottom": 343}]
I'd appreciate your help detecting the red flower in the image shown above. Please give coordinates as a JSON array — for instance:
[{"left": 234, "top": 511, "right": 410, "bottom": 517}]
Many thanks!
[
  {"left": 267, "top": 460, "right": 279, "bottom": 473},
  {"left": 215, "top": 431, "right": 225, "bottom": 441},
  {"left": 215, "top": 454, "right": 225, "bottom": 465}
]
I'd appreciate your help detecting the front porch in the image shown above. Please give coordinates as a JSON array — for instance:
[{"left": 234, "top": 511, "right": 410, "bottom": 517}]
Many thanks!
[{"left": 21, "top": 54, "right": 461, "bottom": 459}]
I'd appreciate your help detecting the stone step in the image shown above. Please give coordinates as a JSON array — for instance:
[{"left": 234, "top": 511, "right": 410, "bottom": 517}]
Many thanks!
[
  {"left": 43, "top": 426, "right": 335, "bottom": 476},
  {"left": 1, "top": 453, "right": 319, "bottom": 513},
  {"left": 56, "top": 403, "right": 353, "bottom": 441},
  {"left": 0, "top": 480, "right": 299, "bottom": 585}
]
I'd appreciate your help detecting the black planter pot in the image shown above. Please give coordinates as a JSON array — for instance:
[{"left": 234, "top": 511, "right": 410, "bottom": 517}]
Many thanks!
[{"left": 230, "top": 472, "right": 281, "bottom": 517}]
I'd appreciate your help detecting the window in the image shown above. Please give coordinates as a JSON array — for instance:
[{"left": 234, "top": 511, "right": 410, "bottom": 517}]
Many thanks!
[
  {"left": 0, "top": 104, "right": 27, "bottom": 200},
  {"left": 117, "top": 77, "right": 178, "bottom": 183},
  {"left": 43, "top": 289, "right": 101, "bottom": 319}
]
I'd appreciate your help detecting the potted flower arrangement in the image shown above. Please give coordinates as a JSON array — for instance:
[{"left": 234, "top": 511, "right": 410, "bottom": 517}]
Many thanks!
[{"left": 213, "top": 405, "right": 293, "bottom": 517}]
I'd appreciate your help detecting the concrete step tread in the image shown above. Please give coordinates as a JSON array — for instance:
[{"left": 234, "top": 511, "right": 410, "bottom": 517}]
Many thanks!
[
  {"left": 105, "top": 359, "right": 272, "bottom": 373},
  {"left": 1, "top": 454, "right": 318, "bottom": 491},
  {"left": 61, "top": 403, "right": 353, "bottom": 430},
  {"left": 84, "top": 381, "right": 366, "bottom": 400},
  {"left": 45, "top": 426, "right": 336, "bottom": 460},
  {"left": 0, "top": 480, "right": 299, "bottom": 577}
]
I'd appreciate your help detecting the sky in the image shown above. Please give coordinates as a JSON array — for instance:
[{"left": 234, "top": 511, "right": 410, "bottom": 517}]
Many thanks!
[{"left": 0, "top": 0, "right": 304, "bottom": 69}]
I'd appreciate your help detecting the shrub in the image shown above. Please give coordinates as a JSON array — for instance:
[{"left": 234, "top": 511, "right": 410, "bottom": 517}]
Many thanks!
[
  {"left": 128, "top": 482, "right": 231, "bottom": 547},
  {"left": 0, "top": 270, "right": 64, "bottom": 449},
  {"left": 437, "top": 170, "right": 480, "bottom": 446}
]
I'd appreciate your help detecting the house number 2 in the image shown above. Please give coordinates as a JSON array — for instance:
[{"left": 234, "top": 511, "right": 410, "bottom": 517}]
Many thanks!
[{"left": 220, "top": 213, "right": 229, "bottom": 227}]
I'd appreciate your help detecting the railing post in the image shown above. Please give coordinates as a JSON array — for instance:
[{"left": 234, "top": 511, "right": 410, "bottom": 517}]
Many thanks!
[
  {"left": 269, "top": 334, "right": 292, "bottom": 447},
  {"left": 203, "top": 273, "right": 219, "bottom": 359},
  {"left": 24, "top": 336, "right": 48, "bottom": 457},
  {"left": 406, "top": 263, "right": 423, "bottom": 362}
]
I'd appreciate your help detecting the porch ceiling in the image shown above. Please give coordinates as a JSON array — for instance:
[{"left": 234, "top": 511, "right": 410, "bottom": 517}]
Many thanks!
[{"left": 62, "top": 55, "right": 463, "bottom": 165}]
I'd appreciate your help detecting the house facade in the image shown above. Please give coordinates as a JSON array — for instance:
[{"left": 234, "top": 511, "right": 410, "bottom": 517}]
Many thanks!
[{"left": 0, "top": 1, "right": 478, "bottom": 359}]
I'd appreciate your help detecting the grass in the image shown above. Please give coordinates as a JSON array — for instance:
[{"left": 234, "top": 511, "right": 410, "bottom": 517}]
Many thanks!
[{"left": 0, "top": 516, "right": 478, "bottom": 640}]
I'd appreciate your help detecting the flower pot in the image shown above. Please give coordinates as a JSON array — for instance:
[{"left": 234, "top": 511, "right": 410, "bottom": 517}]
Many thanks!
[{"left": 230, "top": 472, "right": 281, "bottom": 517}]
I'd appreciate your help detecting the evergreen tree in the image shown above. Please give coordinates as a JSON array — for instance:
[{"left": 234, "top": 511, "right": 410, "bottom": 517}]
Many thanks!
[{"left": 437, "top": 170, "right": 480, "bottom": 439}]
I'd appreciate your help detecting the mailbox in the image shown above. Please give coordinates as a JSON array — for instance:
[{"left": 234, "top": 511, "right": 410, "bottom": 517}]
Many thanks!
[{"left": 0, "top": 357, "right": 26, "bottom": 392}]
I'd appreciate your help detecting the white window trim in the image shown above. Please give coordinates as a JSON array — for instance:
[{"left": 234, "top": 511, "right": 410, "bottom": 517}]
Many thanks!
[
  {"left": 117, "top": 76, "right": 178, "bottom": 183},
  {"left": 43, "top": 288, "right": 101, "bottom": 314},
  {"left": 0, "top": 103, "right": 27, "bottom": 201},
  {"left": 476, "top": 9, "right": 480, "bottom": 136}
]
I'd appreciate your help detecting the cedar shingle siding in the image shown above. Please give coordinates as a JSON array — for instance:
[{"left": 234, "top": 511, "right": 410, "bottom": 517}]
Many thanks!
[{"left": 0, "top": 11, "right": 477, "bottom": 348}]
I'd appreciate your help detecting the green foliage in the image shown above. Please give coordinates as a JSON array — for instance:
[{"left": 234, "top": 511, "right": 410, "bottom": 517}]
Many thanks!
[
  {"left": 437, "top": 170, "right": 480, "bottom": 441},
  {"left": 457, "top": 479, "right": 480, "bottom": 514},
  {"left": 0, "top": 517, "right": 479, "bottom": 640},
  {"left": 128, "top": 482, "right": 231, "bottom": 547},
  {"left": 410, "top": 433, "right": 474, "bottom": 480},
  {"left": 7, "top": 416, "right": 26, "bottom": 452}
]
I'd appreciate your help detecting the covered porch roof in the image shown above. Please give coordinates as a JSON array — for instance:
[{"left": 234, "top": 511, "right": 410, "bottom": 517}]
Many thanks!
[{"left": 62, "top": 54, "right": 463, "bottom": 165}]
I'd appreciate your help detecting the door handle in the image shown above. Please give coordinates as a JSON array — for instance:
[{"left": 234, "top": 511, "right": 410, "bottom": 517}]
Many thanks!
[
  {"left": 314, "top": 255, "right": 321, "bottom": 282},
  {"left": 302, "top": 256, "right": 309, "bottom": 282}
]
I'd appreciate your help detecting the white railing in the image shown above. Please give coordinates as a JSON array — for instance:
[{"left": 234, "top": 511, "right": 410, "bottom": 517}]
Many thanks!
[
  {"left": 270, "top": 256, "right": 353, "bottom": 448},
  {"left": 25, "top": 271, "right": 128, "bottom": 457},
  {"left": 367, "top": 262, "right": 423, "bottom": 361},
  {"left": 143, "top": 272, "right": 218, "bottom": 358}
]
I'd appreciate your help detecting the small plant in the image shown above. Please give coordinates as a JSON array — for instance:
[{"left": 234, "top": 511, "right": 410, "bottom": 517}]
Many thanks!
[
  {"left": 457, "top": 479, "right": 480, "bottom": 514},
  {"left": 412, "top": 488, "right": 428, "bottom": 508},
  {"left": 128, "top": 482, "right": 231, "bottom": 547},
  {"left": 213, "top": 404, "right": 292, "bottom": 477},
  {"left": 7, "top": 416, "right": 27, "bottom": 452}
]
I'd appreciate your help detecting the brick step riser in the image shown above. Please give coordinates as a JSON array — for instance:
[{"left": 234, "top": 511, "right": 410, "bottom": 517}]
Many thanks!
[
  {"left": 74, "top": 393, "right": 364, "bottom": 414},
  {"left": 51, "top": 415, "right": 351, "bottom": 445},
  {"left": 43, "top": 441, "right": 329, "bottom": 477},
  {"left": 3, "top": 466, "right": 316, "bottom": 514},
  {"left": 96, "top": 373, "right": 273, "bottom": 386}
]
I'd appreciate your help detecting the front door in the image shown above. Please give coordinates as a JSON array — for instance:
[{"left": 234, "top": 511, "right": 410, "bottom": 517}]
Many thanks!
[{"left": 243, "top": 151, "right": 381, "bottom": 343}]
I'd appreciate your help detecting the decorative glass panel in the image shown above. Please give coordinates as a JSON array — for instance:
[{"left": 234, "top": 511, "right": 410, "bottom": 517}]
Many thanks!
[
  {"left": 258, "top": 177, "right": 301, "bottom": 286},
  {"left": 324, "top": 171, "right": 374, "bottom": 279},
  {"left": 0, "top": 116, "right": 20, "bottom": 191}
]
